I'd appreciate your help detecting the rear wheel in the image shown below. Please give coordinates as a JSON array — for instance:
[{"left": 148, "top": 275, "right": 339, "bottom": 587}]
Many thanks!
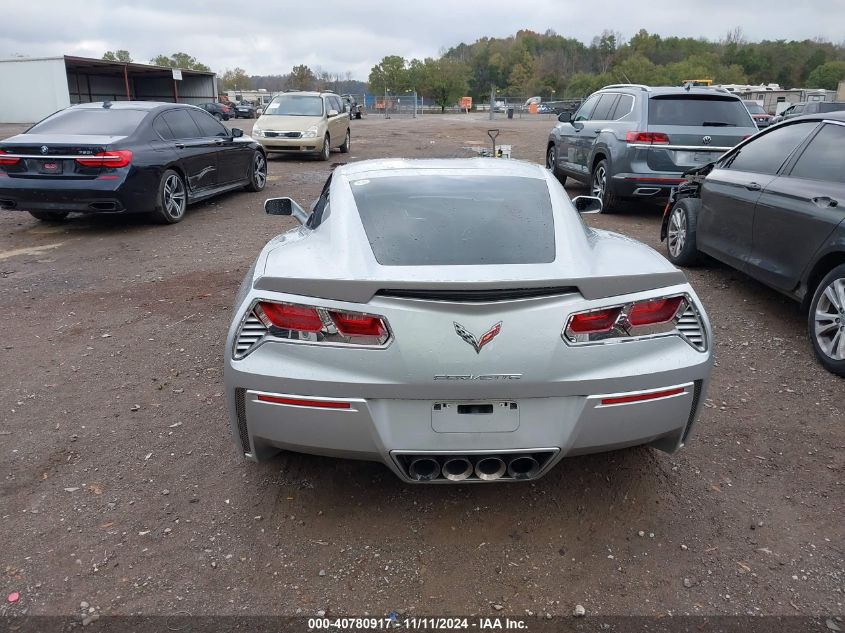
[
  {"left": 245, "top": 151, "right": 267, "bottom": 192},
  {"left": 665, "top": 198, "right": 702, "bottom": 267},
  {"left": 28, "top": 210, "right": 69, "bottom": 222},
  {"left": 591, "top": 158, "right": 623, "bottom": 213},
  {"left": 214, "top": 113, "right": 222, "bottom": 121},
  {"left": 339, "top": 129, "right": 350, "bottom": 153},
  {"left": 808, "top": 264, "right": 845, "bottom": 376},
  {"left": 151, "top": 169, "right": 187, "bottom": 224},
  {"left": 546, "top": 144, "right": 566, "bottom": 185},
  {"left": 318, "top": 135, "right": 330, "bottom": 161}
]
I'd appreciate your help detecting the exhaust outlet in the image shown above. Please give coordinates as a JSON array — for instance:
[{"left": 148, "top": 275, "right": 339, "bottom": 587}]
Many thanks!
[
  {"left": 507, "top": 455, "right": 540, "bottom": 480},
  {"left": 408, "top": 457, "right": 441, "bottom": 481},
  {"left": 474, "top": 456, "right": 506, "bottom": 481},
  {"left": 441, "top": 457, "right": 473, "bottom": 481}
]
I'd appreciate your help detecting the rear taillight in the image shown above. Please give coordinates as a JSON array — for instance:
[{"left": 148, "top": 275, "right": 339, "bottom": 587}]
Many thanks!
[
  {"left": 564, "top": 294, "right": 700, "bottom": 349},
  {"left": 75, "top": 150, "right": 132, "bottom": 168},
  {"left": 250, "top": 300, "right": 391, "bottom": 349},
  {"left": 0, "top": 150, "right": 20, "bottom": 165},
  {"left": 625, "top": 131, "right": 670, "bottom": 144},
  {"left": 567, "top": 307, "right": 623, "bottom": 334},
  {"left": 628, "top": 297, "right": 683, "bottom": 327},
  {"left": 258, "top": 302, "right": 323, "bottom": 332}
]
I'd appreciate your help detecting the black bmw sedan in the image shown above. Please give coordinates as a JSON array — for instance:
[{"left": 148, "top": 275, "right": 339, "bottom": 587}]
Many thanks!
[{"left": 0, "top": 101, "right": 267, "bottom": 224}]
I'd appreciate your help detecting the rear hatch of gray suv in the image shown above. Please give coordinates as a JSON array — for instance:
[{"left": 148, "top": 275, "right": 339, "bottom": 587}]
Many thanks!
[{"left": 643, "top": 94, "right": 757, "bottom": 172}]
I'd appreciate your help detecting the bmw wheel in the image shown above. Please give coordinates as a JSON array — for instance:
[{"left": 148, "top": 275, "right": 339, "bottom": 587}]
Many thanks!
[
  {"left": 808, "top": 264, "right": 845, "bottom": 376},
  {"left": 151, "top": 169, "right": 187, "bottom": 224},
  {"left": 546, "top": 144, "right": 566, "bottom": 185},
  {"left": 245, "top": 151, "right": 267, "bottom": 192},
  {"left": 318, "top": 135, "right": 330, "bottom": 161},
  {"left": 665, "top": 198, "right": 701, "bottom": 267}
]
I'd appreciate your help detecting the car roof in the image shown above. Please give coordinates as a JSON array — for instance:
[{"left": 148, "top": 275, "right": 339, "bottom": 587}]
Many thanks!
[
  {"left": 790, "top": 110, "right": 845, "bottom": 122},
  {"left": 277, "top": 91, "right": 338, "bottom": 97},
  {"left": 599, "top": 85, "right": 740, "bottom": 98},
  {"left": 70, "top": 101, "right": 194, "bottom": 112},
  {"left": 336, "top": 158, "right": 548, "bottom": 180}
]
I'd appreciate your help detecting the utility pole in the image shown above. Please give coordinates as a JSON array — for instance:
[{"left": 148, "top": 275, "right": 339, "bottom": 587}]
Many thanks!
[{"left": 489, "top": 84, "right": 495, "bottom": 121}]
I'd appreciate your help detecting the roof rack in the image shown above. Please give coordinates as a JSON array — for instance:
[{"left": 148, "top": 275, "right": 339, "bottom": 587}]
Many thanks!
[{"left": 601, "top": 84, "right": 650, "bottom": 91}]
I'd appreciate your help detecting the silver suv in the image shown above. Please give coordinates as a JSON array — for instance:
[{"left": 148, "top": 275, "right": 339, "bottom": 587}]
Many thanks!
[{"left": 546, "top": 84, "right": 758, "bottom": 212}]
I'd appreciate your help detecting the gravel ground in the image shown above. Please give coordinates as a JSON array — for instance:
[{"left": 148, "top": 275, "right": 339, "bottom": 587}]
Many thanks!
[{"left": 0, "top": 113, "right": 842, "bottom": 621}]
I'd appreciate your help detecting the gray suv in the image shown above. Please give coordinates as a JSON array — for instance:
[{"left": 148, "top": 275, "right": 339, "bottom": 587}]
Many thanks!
[{"left": 546, "top": 85, "right": 758, "bottom": 212}]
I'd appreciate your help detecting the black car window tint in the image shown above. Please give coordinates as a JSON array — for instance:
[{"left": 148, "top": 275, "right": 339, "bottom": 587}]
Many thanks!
[
  {"left": 610, "top": 94, "right": 634, "bottom": 120},
  {"left": 189, "top": 110, "right": 228, "bottom": 137},
  {"left": 648, "top": 95, "right": 754, "bottom": 127},
  {"left": 153, "top": 115, "right": 175, "bottom": 140},
  {"left": 573, "top": 94, "right": 600, "bottom": 122},
  {"left": 789, "top": 123, "right": 845, "bottom": 184},
  {"left": 590, "top": 93, "right": 619, "bottom": 121},
  {"left": 308, "top": 175, "right": 333, "bottom": 228},
  {"left": 28, "top": 109, "right": 147, "bottom": 136},
  {"left": 351, "top": 175, "right": 555, "bottom": 266},
  {"left": 161, "top": 110, "right": 202, "bottom": 139},
  {"left": 722, "top": 122, "right": 817, "bottom": 175}
]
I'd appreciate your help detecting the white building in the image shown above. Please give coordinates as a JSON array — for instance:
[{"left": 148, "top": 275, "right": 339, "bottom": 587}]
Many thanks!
[{"left": 0, "top": 55, "right": 218, "bottom": 124}]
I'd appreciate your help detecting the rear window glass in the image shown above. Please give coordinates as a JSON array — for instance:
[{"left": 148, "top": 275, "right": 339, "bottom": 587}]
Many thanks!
[
  {"left": 744, "top": 102, "right": 766, "bottom": 115},
  {"left": 817, "top": 102, "right": 845, "bottom": 113},
  {"left": 648, "top": 96, "right": 754, "bottom": 127},
  {"left": 350, "top": 175, "right": 556, "bottom": 266},
  {"left": 29, "top": 109, "right": 147, "bottom": 136}
]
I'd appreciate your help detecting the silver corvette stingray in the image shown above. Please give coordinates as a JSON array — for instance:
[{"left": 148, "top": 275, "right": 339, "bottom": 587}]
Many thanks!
[{"left": 224, "top": 159, "right": 713, "bottom": 483}]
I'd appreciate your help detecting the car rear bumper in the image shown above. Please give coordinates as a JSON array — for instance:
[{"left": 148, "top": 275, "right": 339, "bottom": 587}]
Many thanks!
[
  {"left": 0, "top": 171, "right": 151, "bottom": 213},
  {"left": 610, "top": 172, "right": 687, "bottom": 199},
  {"left": 225, "top": 378, "right": 707, "bottom": 483}
]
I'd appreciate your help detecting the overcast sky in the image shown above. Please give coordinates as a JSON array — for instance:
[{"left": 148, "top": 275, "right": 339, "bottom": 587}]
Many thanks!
[{"left": 2, "top": 0, "right": 841, "bottom": 80}]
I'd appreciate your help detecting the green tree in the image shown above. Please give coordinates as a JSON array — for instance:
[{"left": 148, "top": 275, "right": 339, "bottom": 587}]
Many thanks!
[
  {"left": 507, "top": 49, "right": 535, "bottom": 96},
  {"left": 288, "top": 65, "right": 316, "bottom": 90},
  {"left": 368, "top": 55, "right": 409, "bottom": 94},
  {"left": 416, "top": 58, "right": 471, "bottom": 112},
  {"left": 102, "top": 50, "right": 132, "bottom": 63},
  {"left": 806, "top": 61, "right": 845, "bottom": 89},
  {"left": 219, "top": 67, "right": 251, "bottom": 91},
  {"left": 150, "top": 53, "right": 210, "bottom": 72}
]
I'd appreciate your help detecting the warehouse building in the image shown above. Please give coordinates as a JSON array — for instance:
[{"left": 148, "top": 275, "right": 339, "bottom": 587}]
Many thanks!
[{"left": 0, "top": 55, "right": 217, "bottom": 124}]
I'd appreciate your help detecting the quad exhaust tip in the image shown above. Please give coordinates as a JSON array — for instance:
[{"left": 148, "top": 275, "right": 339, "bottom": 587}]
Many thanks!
[
  {"left": 408, "top": 457, "right": 441, "bottom": 481},
  {"left": 507, "top": 455, "right": 541, "bottom": 480},
  {"left": 441, "top": 457, "right": 473, "bottom": 481},
  {"left": 474, "top": 456, "right": 507, "bottom": 481}
]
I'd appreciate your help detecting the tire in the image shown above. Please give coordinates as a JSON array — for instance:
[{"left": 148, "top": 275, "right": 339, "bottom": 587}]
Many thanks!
[
  {"left": 590, "top": 158, "right": 623, "bottom": 213},
  {"left": 355, "top": 112, "right": 362, "bottom": 120},
  {"left": 28, "top": 210, "right": 69, "bottom": 222},
  {"left": 318, "top": 135, "right": 330, "bottom": 161},
  {"left": 339, "top": 129, "right": 350, "bottom": 154},
  {"left": 807, "top": 263, "right": 845, "bottom": 377},
  {"left": 665, "top": 198, "right": 702, "bottom": 267},
  {"left": 245, "top": 151, "right": 267, "bottom": 192},
  {"left": 214, "top": 113, "right": 222, "bottom": 121},
  {"left": 150, "top": 169, "right": 187, "bottom": 224},
  {"left": 546, "top": 143, "right": 566, "bottom": 185}
]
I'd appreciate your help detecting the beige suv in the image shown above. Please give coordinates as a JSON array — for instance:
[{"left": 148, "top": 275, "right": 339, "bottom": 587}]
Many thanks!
[{"left": 251, "top": 91, "right": 350, "bottom": 160}]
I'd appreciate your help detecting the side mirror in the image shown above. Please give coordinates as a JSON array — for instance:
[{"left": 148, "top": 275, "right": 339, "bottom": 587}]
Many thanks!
[
  {"left": 327, "top": 109, "right": 339, "bottom": 117},
  {"left": 231, "top": 128, "right": 243, "bottom": 138},
  {"left": 264, "top": 197, "right": 310, "bottom": 225},
  {"left": 557, "top": 111, "right": 571, "bottom": 123},
  {"left": 256, "top": 108, "right": 263, "bottom": 116},
  {"left": 571, "top": 195, "right": 603, "bottom": 214}
]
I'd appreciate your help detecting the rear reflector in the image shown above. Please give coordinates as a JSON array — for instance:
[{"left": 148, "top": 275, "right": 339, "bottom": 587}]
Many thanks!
[
  {"left": 0, "top": 150, "right": 20, "bottom": 165},
  {"left": 628, "top": 296, "right": 683, "bottom": 327},
  {"left": 258, "top": 301, "right": 323, "bottom": 332},
  {"left": 601, "top": 387, "right": 685, "bottom": 406},
  {"left": 625, "top": 131, "right": 670, "bottom": 144},
  {"left": 257, "top": 394, "right": 351, "bottom": 409},
  {"left": 567, "top": 307, "right": 622, "bottom": 334},
  {"left": 75, "top": 150, "right": 133, "bottom": 168}
]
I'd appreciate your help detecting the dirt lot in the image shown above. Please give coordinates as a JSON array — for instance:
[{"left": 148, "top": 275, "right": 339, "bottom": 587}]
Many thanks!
[{"left": 0, "top": 113, "right": 842, "bottom": 622}]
